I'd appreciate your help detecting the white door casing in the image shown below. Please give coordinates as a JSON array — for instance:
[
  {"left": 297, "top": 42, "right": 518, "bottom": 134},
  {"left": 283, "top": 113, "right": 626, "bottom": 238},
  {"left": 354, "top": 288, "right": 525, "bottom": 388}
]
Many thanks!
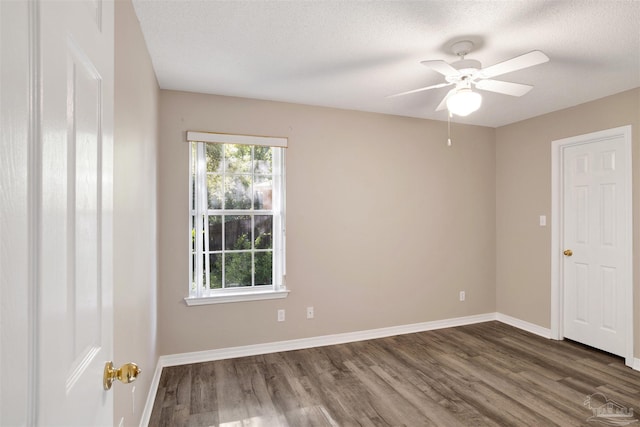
[
  {"left": 551, "top": 126, "right": 633, "bottom": 367},
  {"left": 1, "top": 1, "right": 33, "bottom": 424},
  {"left": 1, "top": 0, "right": 114, "bottom": 425}
]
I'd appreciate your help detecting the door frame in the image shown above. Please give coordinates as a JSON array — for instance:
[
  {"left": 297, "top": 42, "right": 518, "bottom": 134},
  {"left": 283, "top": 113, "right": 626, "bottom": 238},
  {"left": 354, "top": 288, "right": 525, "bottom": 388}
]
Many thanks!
[
  {"left": 1, "top": 0, "right": 41, "bottom": 424},
  {"left": 550, "top": 125, "right": 633, "bottom": 367}
]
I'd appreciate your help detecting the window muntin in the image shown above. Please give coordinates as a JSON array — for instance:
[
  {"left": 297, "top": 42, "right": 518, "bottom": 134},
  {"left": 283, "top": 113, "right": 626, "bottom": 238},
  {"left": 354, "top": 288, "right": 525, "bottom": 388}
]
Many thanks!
[{"left": 189, "top": 139, "right": 285, "bottom": 299}]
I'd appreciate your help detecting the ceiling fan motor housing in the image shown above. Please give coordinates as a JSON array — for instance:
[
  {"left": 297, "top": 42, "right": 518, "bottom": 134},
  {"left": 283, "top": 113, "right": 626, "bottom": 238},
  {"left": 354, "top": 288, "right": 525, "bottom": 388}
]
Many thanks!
[
  {"left": 445, "top": 59, "right": 481, "bottom": 84},
  {"left": 452, "top": 59, "right": 481, "bottom": 71}
]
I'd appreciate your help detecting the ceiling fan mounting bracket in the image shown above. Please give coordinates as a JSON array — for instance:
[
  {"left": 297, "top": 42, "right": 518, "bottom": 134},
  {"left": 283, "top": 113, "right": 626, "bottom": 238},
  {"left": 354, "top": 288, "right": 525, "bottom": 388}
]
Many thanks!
[{"left": 451, "top": 40, "right": 475, "bottom": 58}]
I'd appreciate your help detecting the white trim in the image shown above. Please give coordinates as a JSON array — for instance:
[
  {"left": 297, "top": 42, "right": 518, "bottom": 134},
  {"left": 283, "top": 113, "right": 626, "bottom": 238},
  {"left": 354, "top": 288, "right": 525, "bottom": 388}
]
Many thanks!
[
  {"left": 184, "top": 289, "right": 290, "bottom": 305},
  {"left": 550, "top": 134, "right": 562, "bottom": 340},
  {"left": 550, "top": 125, "right": 634, "bottom": 367},
  {"left": 634, "top": 358, "right": 640, "bottom": 372},
  {"left": 187, "top": 131, "right": 287, "bottom": 148},
  {"left": 138, "top": 360, "right": 164, "bottom": 427},
  {"left": 495, "top": 313, "right": 551, "bottom": 339},
  {"left": 161, "top": 312, "right": 497, "bottom": 367},
  {"left": 27, "top": 1, "right": 41, "bottom": 424}
]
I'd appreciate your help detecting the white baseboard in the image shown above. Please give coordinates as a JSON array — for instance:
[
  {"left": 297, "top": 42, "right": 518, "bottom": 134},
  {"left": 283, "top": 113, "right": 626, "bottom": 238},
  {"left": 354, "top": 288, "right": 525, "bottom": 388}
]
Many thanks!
[
  {"left": 158, "top": 312, "right": 497, "bottom": 368},
  {"left": 495, "top": 312, "right": 552, "bottom": 339},
  {"left": 140, "top": 311, "right": 558, "bottom": 426},
  {"left": 633, "top": 358, "right": 640, "bottom": 372},
  {"left": 139, "top": 360, "right": 165, "bottom": 427}
]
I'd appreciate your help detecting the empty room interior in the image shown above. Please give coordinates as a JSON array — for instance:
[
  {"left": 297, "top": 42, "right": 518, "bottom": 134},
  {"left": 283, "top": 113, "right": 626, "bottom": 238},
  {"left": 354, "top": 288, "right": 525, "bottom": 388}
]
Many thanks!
[{"left": 2, "top": 0, "right": 640, "bottom": 426}]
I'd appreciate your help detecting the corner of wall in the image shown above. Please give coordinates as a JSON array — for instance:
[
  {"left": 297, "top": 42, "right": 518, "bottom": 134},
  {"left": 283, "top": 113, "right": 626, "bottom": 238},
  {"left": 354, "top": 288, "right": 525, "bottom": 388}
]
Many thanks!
[{"left": 114, "top": 0, "right": 160, "bottom": 425}]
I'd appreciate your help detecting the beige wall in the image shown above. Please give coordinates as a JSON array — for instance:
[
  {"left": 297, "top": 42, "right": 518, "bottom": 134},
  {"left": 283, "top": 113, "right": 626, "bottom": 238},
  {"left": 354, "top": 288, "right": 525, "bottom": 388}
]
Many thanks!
[
  {"left": 496, "top": 88, "right": 640, "bottom": 355},
  {"left": 158, "top": 90, "right": 497, "bottom": 355},
  {"left": 114, "top": 1, "right": 159, "bottom": 425}
]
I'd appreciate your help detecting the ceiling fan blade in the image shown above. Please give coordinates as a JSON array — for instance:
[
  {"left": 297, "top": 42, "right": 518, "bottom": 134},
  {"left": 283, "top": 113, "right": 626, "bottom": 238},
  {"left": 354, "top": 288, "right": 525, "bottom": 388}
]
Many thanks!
[
  {"left": 478, "top": 50, "right": 549, "bottom": 79},
  {"left": 435, "top": 89, "right": 455, "bottom": 111},
  {"left": 475, "top": 79, "right": 533, "bottom": 96},
  {"left": 420, "top": 60, "right": 460, "bottom": 77},
  {"left": 387, "top": 82, "right": 452, "bottom": 98}
]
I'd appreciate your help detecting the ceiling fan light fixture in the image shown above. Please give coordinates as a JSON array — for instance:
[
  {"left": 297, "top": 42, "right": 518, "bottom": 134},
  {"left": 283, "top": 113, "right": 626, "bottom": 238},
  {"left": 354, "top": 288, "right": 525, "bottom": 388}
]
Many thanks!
[{"left": 446, "top": 88, "right": 482, "bottom": 116}]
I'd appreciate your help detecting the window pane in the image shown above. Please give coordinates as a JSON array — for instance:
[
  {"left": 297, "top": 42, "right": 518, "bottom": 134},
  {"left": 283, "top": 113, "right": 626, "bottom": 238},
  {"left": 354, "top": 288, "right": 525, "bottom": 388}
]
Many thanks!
[
  {"left": 191, "top": 140, "right": 284, "bottom": 297},
  {"left": 207, "top": 216, "right": 222, "bottom": 251},
  {"left": 208, "top": 253, "right": 222, "bottom": 289},
  {"left": 225, "top": 175, "right": 252, "bottom": 209},
  {"left": 225, "top": 252, "right": 251, "bottom": 287},
  {"left": 206, "top": 144, "right": 223, "bottom": 173},
  {"left": 190, "top": 216, "right": 196, "bottom": 250},
  {"left": 191, "top": 143, "right": 197, "bottom": 211},
  {"left": 254, "top": 146, "right": 272, "bottom": 174},
  {"left": 191, "top": 177, "right": 196, "bottom": 211},
  {"left": 201, "top": 254, "right": 207, "bottom": 288},
  {"left": 207, "top": 174, "right": 223, "bottom": 209},
  {"left": 255, "top": 251, "right": 272, "bottom": 285},
  {"left": 225, "top": 144, "right": 251, "bottom": 173},
  {"left": 191, "top": 253, "right": 197, "bottom": 291},
  {"left": 254, "top": 215, "right": 272, "bottom": 249},
  {"left": 253, "top": 176, "right": 272, "bottom": 210},
  {"left": 225, "top": 215, "right": 251, "bottom": 250}
]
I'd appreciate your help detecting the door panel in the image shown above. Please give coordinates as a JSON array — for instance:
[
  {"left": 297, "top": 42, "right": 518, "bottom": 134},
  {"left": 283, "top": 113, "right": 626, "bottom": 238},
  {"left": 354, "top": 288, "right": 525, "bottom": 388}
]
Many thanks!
[
  {"left": 574, "top": 263, "right": 588, "bottom": 323},
  {"left": 68, "top": 36, "right": 102, "bottom": 381},
  {"left": 39, "top": 0, "right": 114, "bottom": 425},
  {"left": 601, "top": 266, "right": 616, "bottom": 331},
  {"left": 562, "top": 135, "right": 630, "bottom": 358}
]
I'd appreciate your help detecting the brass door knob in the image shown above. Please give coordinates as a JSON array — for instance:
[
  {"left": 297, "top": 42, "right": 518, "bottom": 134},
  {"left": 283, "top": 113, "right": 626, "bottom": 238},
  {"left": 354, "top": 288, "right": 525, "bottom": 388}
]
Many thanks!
[
  {"left": 103, "top": 361, "right": 141, "bottom": 390},
  {"left": 563, "top": 249, "right": 573, "bottom": 257}
]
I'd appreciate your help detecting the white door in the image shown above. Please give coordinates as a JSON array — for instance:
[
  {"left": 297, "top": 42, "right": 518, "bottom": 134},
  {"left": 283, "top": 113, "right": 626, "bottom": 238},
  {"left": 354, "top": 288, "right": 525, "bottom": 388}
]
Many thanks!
[
  {"left": 561, "top": 128, "right": 632, "bottom": 359},
  {"left": 38, "top": 0, "right": 114, "bottom": 425}
]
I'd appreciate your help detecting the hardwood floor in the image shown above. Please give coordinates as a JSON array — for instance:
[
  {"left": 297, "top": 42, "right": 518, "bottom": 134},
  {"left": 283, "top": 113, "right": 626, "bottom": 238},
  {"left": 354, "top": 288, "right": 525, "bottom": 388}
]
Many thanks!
[{"left": 148, "top": 322, "right": 640, "bottom": 426}]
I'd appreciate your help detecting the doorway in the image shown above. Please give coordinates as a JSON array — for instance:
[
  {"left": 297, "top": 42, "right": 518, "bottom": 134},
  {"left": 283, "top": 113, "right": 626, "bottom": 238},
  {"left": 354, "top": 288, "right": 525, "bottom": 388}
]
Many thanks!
[{"left": 551, "top": 125, "right": 633, "bottom": 367}]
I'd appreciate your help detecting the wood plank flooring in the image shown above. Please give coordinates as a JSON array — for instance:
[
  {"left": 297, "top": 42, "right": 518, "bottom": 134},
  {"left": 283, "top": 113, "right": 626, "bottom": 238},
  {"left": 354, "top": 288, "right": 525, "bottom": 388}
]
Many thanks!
[{"left": 148, "top": 321, "right": 640, "bottom": 426}]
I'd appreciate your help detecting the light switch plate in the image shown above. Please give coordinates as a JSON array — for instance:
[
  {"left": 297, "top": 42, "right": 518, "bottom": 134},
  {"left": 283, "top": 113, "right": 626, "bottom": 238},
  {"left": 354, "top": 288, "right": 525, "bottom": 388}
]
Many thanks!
[{"left": 539, "top": 215, "right": 546, "bottom": 226}]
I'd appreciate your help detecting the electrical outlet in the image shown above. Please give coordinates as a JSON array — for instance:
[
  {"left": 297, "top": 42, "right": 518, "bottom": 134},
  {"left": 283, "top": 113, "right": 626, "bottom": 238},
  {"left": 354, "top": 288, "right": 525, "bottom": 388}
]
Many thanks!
[
  {"left": 306, "top": 306, "right": 314, "bottom": 319},
  {"left": 459, "top": 291, "right": 466, "bottom": 302},
  {"left": 277, "top": 309, "right": 285, "bottom": 322}
]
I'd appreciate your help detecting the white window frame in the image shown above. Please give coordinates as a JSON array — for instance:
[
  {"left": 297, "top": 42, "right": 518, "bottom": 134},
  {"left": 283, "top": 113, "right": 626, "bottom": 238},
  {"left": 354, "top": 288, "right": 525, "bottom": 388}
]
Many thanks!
[{"left": 185, "top": 131, "right": 289, "bottom": 305}]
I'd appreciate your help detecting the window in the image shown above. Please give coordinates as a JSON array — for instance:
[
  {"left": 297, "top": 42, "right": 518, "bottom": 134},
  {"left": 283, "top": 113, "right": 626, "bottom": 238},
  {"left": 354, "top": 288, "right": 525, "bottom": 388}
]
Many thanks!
[{"left": 186, "top": 132, "right": 288, "bottom": 305}]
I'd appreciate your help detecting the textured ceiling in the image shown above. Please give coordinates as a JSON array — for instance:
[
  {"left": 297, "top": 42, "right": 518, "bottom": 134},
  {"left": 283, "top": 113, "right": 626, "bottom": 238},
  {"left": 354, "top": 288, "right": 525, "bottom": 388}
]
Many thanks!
[{"left": 131, "top": 0, "right": 640, "bottom": 128}]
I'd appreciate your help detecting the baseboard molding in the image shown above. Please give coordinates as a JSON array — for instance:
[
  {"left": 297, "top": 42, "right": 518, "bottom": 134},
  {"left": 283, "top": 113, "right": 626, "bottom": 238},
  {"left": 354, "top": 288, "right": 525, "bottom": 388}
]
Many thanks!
[
  {"left": 160, "top": 312, "right": 497, "bottom": 368},
  {"left": 495, "top": 313, "right": 552, "bottom": 339},
  {"left": 633, "top": 358, "right": 640, "bottom": 372},
  {"left": 140, "top": 312, "right": 559, "bottom": 426},
  {"left": 139, "top": 360, "right": 164, "bottom": 427}
]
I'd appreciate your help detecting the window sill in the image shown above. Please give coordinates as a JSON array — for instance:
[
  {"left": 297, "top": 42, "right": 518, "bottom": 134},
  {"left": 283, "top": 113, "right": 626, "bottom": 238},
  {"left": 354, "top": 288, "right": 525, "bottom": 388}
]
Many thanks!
[{"left": 184, "top": 288, "right": 290, "bottom": 306}]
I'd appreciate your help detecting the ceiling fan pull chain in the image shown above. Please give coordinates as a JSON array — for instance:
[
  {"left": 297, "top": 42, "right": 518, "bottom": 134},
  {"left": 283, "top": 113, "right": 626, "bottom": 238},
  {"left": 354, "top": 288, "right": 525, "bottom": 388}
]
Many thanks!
[{"left": 447, "top": 111, "right": 452, "bottom": 147}]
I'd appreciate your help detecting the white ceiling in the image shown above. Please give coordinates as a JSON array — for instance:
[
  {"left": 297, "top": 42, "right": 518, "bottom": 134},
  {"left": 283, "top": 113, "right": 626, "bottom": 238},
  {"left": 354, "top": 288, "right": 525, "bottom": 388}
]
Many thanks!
[{"left": 131, "top": 0, "right": 640, "bottom": 128}]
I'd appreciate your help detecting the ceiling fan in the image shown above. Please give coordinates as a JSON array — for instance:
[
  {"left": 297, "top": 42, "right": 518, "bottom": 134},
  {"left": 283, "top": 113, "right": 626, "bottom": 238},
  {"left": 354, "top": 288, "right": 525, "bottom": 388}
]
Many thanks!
[{"left": 389, "top": 40, "right": 549, "bottom": 116}]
